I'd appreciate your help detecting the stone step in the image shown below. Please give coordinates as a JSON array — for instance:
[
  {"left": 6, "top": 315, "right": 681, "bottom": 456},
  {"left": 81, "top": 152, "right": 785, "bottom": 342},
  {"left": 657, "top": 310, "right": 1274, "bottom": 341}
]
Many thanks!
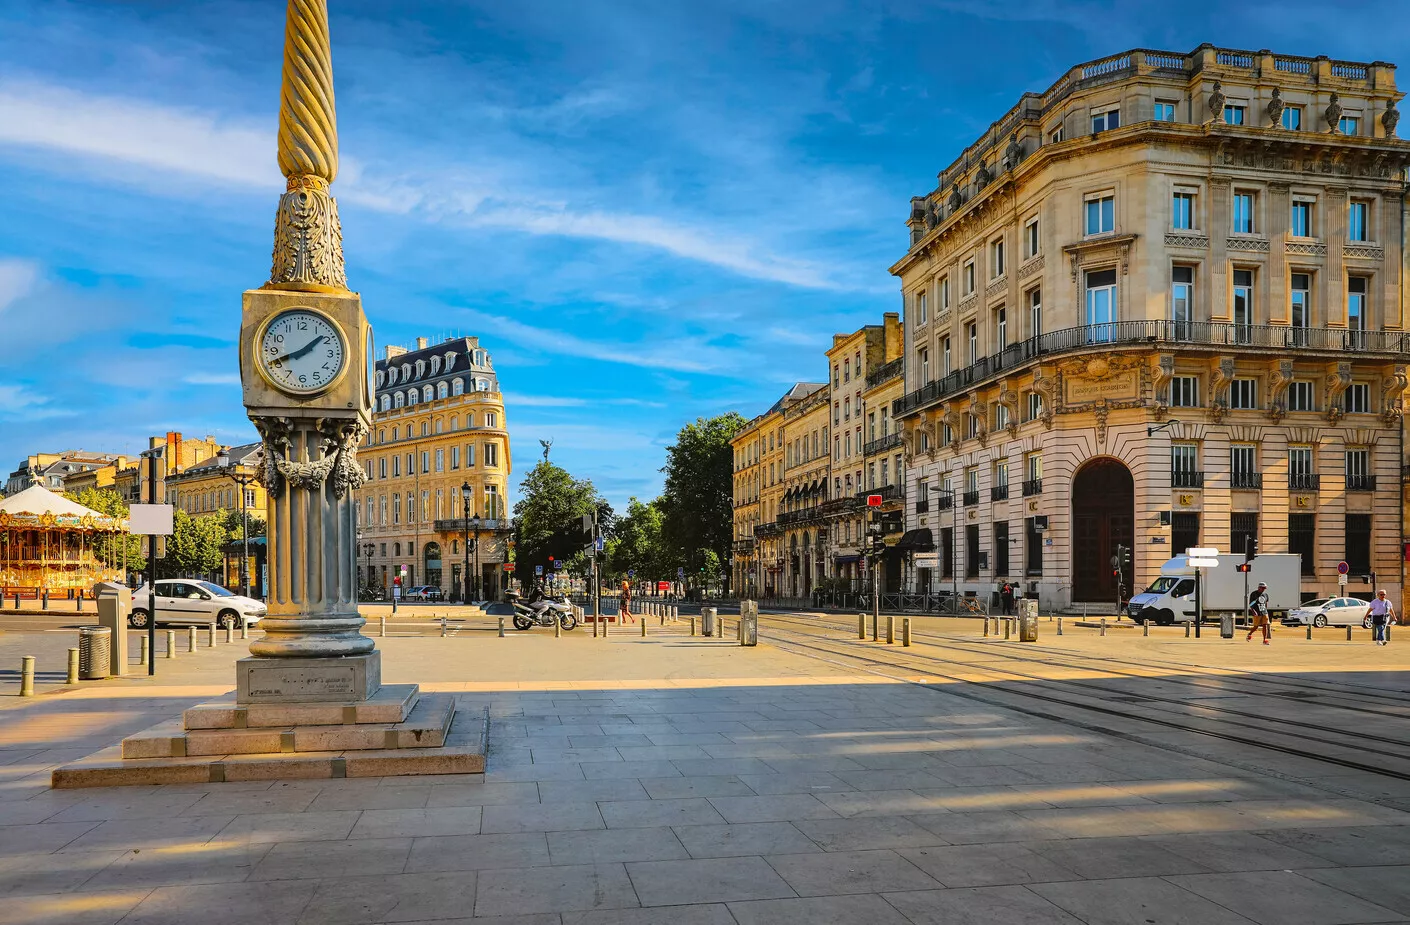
[
  {"left": 292, "top": 694, "right": 455, "bottom": 752},
  {"left": 54, "top": 708, "right": 489, "bottom": 788},
  {"left": 184, "top": 683, "right": 420, "bottom": 730}
]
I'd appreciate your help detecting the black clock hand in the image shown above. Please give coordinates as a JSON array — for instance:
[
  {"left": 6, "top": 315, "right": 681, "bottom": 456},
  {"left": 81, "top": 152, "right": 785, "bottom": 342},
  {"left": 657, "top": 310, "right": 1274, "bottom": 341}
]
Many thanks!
[{"left": 271, "top": 335, "right": 326, "bottom": 366}]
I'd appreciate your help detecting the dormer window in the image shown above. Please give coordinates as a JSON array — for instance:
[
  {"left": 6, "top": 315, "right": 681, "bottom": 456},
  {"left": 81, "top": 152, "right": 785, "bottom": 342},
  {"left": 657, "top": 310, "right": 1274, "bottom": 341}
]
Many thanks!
[
  {"left": 430, "top": 356, "right": 442, "bottom": 375},
  {"left": 445, "top": 351, "right": 457, "bottom": 369},
  {"left": 415, "top": 359, "right": 426, "bottom": 379},
  {"left": 375, "top": 370, "right": 385, "bottom": 388},
  {"left": 401, "top": 363, "right": 411, "bottom": 381},
  {"left": 386, "top": 367, "right": 398, "bottom": 385}
]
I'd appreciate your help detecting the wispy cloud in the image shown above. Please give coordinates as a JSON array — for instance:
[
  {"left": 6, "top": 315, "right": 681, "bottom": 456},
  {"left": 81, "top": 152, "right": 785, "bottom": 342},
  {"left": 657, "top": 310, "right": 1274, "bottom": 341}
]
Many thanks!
[
  {"left": 0, "top": 257, "right": 39, "bottom": 313},
  {"left": 504, "top": 393, "right": 666, "bottom": 408},
  {"left": 184, "top": 372, "right": 241, "bottom": 386}
]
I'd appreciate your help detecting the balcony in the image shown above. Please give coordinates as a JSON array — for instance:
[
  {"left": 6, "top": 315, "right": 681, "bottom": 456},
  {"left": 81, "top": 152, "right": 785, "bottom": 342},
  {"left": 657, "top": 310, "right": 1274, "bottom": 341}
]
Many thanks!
[
  {"left": 963, "top": 490, "right": 980, "bottom": 506},
  {"left": 1289, "top": 473, "right": 1320, "bottom": 491},
  {"left": 1230, "top": 472, "right": 1262, "bottom": 490},
  {"left": 892, "top": 320, "right": 1410, "bottom": 419},
  {"left": 432, "top": 518, "right": 507, "bottom": 533},
  {"left": 936, "top": 494, "right": 954, "bottom": 510},
  {"left": 1347, "top": 474, "right": 1378, "bottom": 492},
  {"left": 1172, "top": 471, "right": 1205, "bottom": 489},
  {"left": 915, "top": 499, "right": 930, "bottom": 514},
  {"left": 1022, "top": 478, "right": 1043, "bottom": 496},
  {"left": 990, "top": 484, "right": 1009, "bottom": 502},
  {"left": 863, "top": 432, "right": 904, "bottom": 456},
  {"left": 857, "top": 484, "right": 904, "bottom": 503},
  {"left": 865, "top": 356, "right": 904, "bottom": 389}
]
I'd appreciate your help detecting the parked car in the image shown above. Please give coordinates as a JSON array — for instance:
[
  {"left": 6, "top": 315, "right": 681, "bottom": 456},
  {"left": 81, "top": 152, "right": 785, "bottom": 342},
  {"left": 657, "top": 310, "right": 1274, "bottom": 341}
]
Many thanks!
[
  {"left": 1282, "top": 597, "right": 1372, "bottom": 629},
  {"left": 403, "top": 585, "right": 445, "bottom": 602},
  {"left": 128, "top": 580, "right": 267, "bottom": 629}
]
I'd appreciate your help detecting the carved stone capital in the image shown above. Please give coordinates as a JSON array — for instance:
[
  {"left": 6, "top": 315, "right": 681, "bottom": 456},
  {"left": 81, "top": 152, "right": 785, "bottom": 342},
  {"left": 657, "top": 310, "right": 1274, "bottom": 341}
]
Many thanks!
[
  {"left": 270, "top": 181, "right": 348, "bottom": 291},
  {"left": 253, "top": 415, "right": 367, "bottom": 500}
]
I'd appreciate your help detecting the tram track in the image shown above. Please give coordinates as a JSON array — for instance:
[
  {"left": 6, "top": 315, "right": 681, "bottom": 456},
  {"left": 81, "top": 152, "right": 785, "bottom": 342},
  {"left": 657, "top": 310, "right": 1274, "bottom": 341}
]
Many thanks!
[{"left": 754, "top": 612, "right": 1410, "bottom": 784}]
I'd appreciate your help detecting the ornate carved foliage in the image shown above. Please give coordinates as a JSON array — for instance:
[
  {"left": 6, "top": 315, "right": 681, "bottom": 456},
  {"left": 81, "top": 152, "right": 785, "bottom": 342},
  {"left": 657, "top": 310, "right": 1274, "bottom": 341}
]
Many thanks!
[
  {"left": 1381, "top": 364, "right": 1408, "bottom": 426},
  {"left": 1268, "top": 359, "right": 1295, "bottom": 423},
  {"left": 1325, "top": 361, "right": 1352, "bottom": 424},
  {"left": 253, "top": 416, "right": 368, "bottom": 500}
]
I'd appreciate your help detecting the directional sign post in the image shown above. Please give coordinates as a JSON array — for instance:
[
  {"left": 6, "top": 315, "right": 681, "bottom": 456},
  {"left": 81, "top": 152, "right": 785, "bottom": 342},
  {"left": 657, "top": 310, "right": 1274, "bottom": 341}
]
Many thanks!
[{"left": 1185, "top": 548, "right": 1220, "bottom": 638}]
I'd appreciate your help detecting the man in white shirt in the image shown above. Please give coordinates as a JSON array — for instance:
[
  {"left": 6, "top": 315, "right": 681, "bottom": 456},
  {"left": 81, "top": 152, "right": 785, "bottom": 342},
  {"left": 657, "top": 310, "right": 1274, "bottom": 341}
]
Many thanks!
[{"left": 1369, "top": 590, "right": 1395, "bottom": 646}]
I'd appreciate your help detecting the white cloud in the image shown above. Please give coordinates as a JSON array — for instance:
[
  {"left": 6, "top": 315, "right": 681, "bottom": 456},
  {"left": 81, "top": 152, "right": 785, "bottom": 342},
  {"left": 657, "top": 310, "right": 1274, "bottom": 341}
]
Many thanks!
[
  {"left": 0, "top": 258, "right": 39, "bottom": 313},
  {"left": 0, "top": 383, "right": 71, "bottom": 421},
  {"left": 184, "top": 372, "right": 241, "bottom": 386},
  {"left": 0, "top": 78, "right": 863, "bottom": 290}
]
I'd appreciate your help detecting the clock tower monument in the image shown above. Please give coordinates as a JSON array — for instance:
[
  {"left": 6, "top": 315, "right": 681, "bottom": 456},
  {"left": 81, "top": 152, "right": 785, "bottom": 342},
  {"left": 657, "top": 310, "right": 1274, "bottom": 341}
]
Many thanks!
[{"left": 237, "top": 0, "right": 377, "bottom": 698}]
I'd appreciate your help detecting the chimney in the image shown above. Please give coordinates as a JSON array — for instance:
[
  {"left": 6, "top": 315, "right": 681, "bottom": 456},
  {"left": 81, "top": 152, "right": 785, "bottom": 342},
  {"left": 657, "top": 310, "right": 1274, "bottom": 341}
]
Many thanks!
[
  {"left": 416, "top": 337, "right": 428, "bottom": 349},
  {"left": 385, "top": 345, "right": 407, "bottom": 360}
]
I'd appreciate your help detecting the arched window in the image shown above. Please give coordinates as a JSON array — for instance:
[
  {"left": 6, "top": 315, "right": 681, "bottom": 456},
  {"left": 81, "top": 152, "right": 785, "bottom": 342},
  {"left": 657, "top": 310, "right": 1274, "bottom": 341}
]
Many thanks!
[
  {"left": 421, "top": 422, "right": 429, "bottom": 436},
  {"left": 449, "top": 415, "right": 458, "bottom": 431},
  {"left": 407, "top": 390, "right": 418, "bottom": 406},
  {"left": 434, "top": 419, "right": 443, "bottom": 434},
  {"left": 437, "top": 382, "right": 448, "bottom": 400},
  {"left": 404, "top": 424, "right": 412, "bottom": 439},
  {"left": 452, "top": 378, "right": 464, "bottom": 396},
  {"left": 394, "top": 541, "right": 401, "bottom": 556},
  {"left": 485, "top": 412, "right": 498, "bottom": 428},
  {"left": 375, "top": 370, "right": 385, "bottom": 388},
  {"left": 423, "top": 385, "right": 433, "bottom": 402},
  {"left": 380, "top": 395, "right": 390, "bottom": 411},
  {"left": 393, "top": 391, "right": 405, "bottom": 409},
  {"left": 377, "top": 429, "right": 385, "bottom": 443},
  {"left": 476, "top": 378, "right": 488, "bottom": 391}
]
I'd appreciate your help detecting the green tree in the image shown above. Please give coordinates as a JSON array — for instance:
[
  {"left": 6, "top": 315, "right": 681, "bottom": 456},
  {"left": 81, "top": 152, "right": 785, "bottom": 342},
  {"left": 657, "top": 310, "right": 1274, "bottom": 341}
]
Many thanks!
[
  {"left": 607, "top": 496, "right": 670, "bottom": 580},
  {"left": 658, "top": 413, "right": 746, "bottom": 593},
  {"left": 163, "top": 509, "right": 228, "bottom": 579},
  {"left": 217, "top": 507, "right": 266, "bottom": 540},
  {"left": 64, "top": 487, "right": 147, "bottom": 574},
  {"left": 512, "top": 460, "right": 612, "bottom": 585}
]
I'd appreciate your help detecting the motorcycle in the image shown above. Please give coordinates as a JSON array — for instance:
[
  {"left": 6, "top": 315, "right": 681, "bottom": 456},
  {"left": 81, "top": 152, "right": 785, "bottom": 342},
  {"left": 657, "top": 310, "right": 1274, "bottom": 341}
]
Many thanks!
[{"left": 508, "top": 591, "right": 579, "bottom": 631}]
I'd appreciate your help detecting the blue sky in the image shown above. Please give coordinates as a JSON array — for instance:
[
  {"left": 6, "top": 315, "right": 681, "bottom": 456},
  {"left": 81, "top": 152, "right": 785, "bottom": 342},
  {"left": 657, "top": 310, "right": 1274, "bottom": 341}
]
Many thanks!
[{"left": 1, "top": 1, "right": 1406, "bottom": 510}]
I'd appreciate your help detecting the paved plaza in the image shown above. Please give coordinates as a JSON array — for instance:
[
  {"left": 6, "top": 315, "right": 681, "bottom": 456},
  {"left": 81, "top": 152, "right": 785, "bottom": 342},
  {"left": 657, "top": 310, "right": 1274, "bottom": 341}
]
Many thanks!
[{"left": 1, "top": 614, "right": 1409, "bottom": 923}]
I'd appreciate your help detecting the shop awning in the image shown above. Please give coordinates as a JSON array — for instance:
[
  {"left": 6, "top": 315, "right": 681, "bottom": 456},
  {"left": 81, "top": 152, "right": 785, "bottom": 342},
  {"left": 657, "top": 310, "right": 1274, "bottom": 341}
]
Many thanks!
[
  {"left": 895, "top": 528, "right": 935, "bottom": 552},
  {"left": 835, "top": 554, "right": 862, "bottom": 564}
]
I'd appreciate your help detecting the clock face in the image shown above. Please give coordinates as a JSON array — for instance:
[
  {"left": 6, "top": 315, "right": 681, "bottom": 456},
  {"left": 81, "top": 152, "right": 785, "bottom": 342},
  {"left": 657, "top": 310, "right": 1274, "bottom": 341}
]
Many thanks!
[{"left": 259, "top": 309, "right": 346, "bottom": 395}]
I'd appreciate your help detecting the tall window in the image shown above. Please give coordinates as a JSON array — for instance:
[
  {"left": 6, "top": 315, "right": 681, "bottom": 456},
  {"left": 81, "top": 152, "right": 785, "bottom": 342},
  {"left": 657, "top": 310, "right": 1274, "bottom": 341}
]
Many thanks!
[
  {"left": 941, "top": 337, "right": 951, "bottom": 376},
  {"left": 1288, "top": 381, "right": 1315, "bottom": 411},
  {"left": 1345, "top": 513, "right": 1371, "bottom": 574},
  {"left": 1232, "top": 269, "right": 1253, "bottom": 341},
  {"left": 967, "top": 323, "right": 978, "bottom": 365},
  {"left": 1345, "top": 449, "right": 1370, "bottom": 489},
  {"left": 1025, "top": 516, "right": 1043, "bottom": 575},
  {"left": 964, "top": 261, "right": 975, "bottom": 294},
  {"left": 1085, "top": 195, "right": 1114, "bottom": 235},
  {"left": 1154, "top": 101, "right": 1176, "bottom": 122},
  {"left": 485, "top": 412, "right": 498, "bottom": 428},
  {"left": 1171, "top": 376, "right": 1199, "bottom": 407},
  {"left": 1026, "top": 219, "right": 1040, "bottom": 258},
  {"left": 1348, "top": 276, "right": 1368, "bottom": 346},
  {"left": 1231, "top": 445, "right": 1259, "bottom": 489},
  {"left": 995, "top": 403, "right": 1010, "bottom": 431},
  {"left": 1232, "top": 193, "right": 1255, "bottom": 234},
  {"left": 1091, "top": 108, "right": 1120, "bottom": 132},
  {"left": 1230, "top": 379, "right": 1258, "bottom": 409},
  {"left": 1172, "top": 512, "right": 1200, "bottom": 556},
  {"left": 1349, "top": 201, "right": 1369, "bottom": 241},
  {"left": 1172, "top": 266, "right": 1193, "bottom": 338},
  {"left": 450, "top": 446, "right": 460, "bottom": 470},
  {"left": 434, "top": 448, "right": 445, "bottom": 472},
  {"left": 1029, "top": 288, "right": 1042, "bottom": 338},
  {"left": 1290, "top": 273, "right": 1311, "bottom": 342},
  {"left": 1026, "top": 452, "right": 1042, "bottom": 483},
  {"left": 1171, "top": 443, "right": 1199, "bottom": 478},
  {"left": 1172, "top": 191, "right": 1195, "bottom": 229},
  {"left": 994, "top": 521, "right": 1009, "bottom": 576},
  {"left": 939, "top": 276, "right": 950, "bottom": 312},
  {"left": 918, "top": 347, "right": 930, "bottom": 383},
  {"left": 1288, "top": 513, "right": 1315, "bottom": 576},
  {"left": 1290, "top": 199, "right": 1313, "bottom": 237},
  {"left": 991, "top": 239, "right": 1005, "bottom": 277},
  {"left": 1230, "top": 513, "right": 1258, "bottom": 560},
  {"left": 1085, "top": 268, "right": 1117, "bottom": 342},
  {"left": 1282, "top": 106, "right": 1303, "bottom": 131},
  {"left": 1345, "top": 383, "right": 1371, "bottom": 414},
  {"left": 1026, "top": 392, "right": 1042, "bottom": 421},
  {"left": 995, "top": 306, "right": 1008, "bottom": 351},
  {"left": 1289, "top": 447, "right": 1315, "bottom": 489},
  {"left": 916, "top": 289, "right": 928, "bottom": 325}
]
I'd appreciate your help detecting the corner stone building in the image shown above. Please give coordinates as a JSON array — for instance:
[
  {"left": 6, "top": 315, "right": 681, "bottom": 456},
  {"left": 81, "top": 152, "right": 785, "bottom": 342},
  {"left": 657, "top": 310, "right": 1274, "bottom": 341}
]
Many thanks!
[{"left": 893, "top": 45, "right": 1410, "bottom": 611}]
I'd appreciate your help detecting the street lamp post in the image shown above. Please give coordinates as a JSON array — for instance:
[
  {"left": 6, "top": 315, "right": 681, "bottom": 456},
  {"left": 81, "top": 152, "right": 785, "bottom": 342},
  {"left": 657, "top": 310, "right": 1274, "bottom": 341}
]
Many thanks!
[
  {"left": 363, "top": 542, "right": 374, "bottom": 598},
  {"left": 218, "top": 451, "right": 255, "bottom": 599},
  {"left": 471, "top": 513, "right": 481, "bottom": 602},
  {"left": 460, "top": 482, "right": 472, "bottom": 603}
]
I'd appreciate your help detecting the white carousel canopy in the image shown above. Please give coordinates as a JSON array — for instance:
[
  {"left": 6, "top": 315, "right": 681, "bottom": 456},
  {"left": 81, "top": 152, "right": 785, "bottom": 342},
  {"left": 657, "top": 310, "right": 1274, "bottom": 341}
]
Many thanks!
[{"left": 0, "top": 484, "right": 123, "bottom": 530}]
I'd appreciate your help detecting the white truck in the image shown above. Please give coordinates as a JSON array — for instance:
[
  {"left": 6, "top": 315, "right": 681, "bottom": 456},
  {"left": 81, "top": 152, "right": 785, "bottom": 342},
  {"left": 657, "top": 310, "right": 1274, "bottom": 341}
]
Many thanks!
[{"left": 1126, "top": 554, "right": 1301, "bottom": 625}]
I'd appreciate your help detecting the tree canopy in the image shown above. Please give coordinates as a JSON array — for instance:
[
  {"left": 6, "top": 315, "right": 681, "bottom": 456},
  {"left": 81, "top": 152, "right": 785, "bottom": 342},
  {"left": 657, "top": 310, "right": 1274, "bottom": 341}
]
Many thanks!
[
  {"left": 512, "top": 460, "right": 612, "bottom": 583},
  {"left": 606, "top": 496, "right": 671, "bottom": 580},
  {"left": 64, "top": 487, "right": 146, "bottom": 574},
  {"left": 163, "top": 509, "right": 228, "bottom": 578},
  {"left": 658, "top": 412, "right": 746, "bottom": 591}
]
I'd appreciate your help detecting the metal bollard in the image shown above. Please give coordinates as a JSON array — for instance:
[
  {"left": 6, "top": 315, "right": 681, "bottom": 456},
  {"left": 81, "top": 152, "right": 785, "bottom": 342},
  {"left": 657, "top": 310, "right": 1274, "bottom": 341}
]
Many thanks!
[
  {"left": 593, "top": 613, "right": 599, "bottom": 637},
  {"left": 241, "top": 618, "right": 249, "bottom": 640},
  {"left": 207, "top": 623, "right": 216, "bottom": 648},
  {"left": 497, "top": 616, "right": 505, "bottom": 638},
  {"left": 1347, "top": 625, "right": 1353, "bottom": 641},
  {"left": 441, "top": 615, "right": 447, "bottom": 638},
  {"left": 225, "top": 625, "right": 233, "bottom": 644},
  {"left": 659, "top": 607, "right": 664, "bottom": 626},
  {"left": 603, "top": 614, "right": 610, "bottom": 637},
  {"left": 1100, "top": 618, "right": 1107, "bottom": 637},
  {"left": 903, "top": 617, "right": 911, "bottom": 647},
  {"left": 1057, "top": 615, "right": 1063, "bottom": 635},
  {"left": 886, "top": 615, "right": 894, "bottom": 645},
  {"left": 689, "top": 616, "right": 696, "bottom": 636},
  {"left": 188, "top": 626, "right": 197, "bottom": 653},
  {"left": 1306, "top": 623, "right": 1312, "bottom": 640},
  {"left": 1143, "top": 619, "right": 1150, "bottom": 637},
  {"left": 380, "top": 615, "right": 387, "bottom": 638},
  {"left": 67, "top": 648, "right": 79, "bottom": 685},
  {"left": 76, "top": 594, "right": 83, "bottom": 612},
  {"left": 41, "top": 591, "right": 48, "bottom": 611},
  {"left": 671, "top": 605, "right": 679, "bottom": 622},
  {"left": 859, "top": 614, "right": 866, "bottom": 639},
  {"left": 641, "top": 618, "right": 647, "bottom": 637},
  {"left": 983, "top": 617, "right": 990, "bottom": 637},
  {"left": 139, "top": 634, "right": 149, "bottom": 666},
  {"left": 166, "top": 629, "right": 176, "bottom": 658},
  {"left": 19, "top": 656, "right": 34, "bottom": 697},
  {"left": 1185, "top": 621, "right": 1191, "bottom": 638},
  {"left": 1004, "top": 617, "right": 1011, "bottom": 640}
]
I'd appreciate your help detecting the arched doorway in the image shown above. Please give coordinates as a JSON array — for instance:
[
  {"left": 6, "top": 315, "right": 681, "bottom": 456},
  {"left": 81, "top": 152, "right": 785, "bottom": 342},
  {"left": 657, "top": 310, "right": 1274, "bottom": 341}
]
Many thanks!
[
  {"left": 424, "top": 542, "right": 442, "bottom": 592},
  {"left": 1072, "top": 458, "right": 1134, "bottom": 603}
]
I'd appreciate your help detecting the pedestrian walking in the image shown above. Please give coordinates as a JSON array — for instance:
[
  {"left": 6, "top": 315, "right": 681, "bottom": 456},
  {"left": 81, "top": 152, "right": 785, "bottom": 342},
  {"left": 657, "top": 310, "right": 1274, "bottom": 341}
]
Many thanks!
[
  {"left": 1246, "top": 581, "right": 1271, "bottom": 645},
  {"left": 620, "top": 578, "right": 634, "bottom": 623},
  {"left": 1369, "top": 589, "right": 1395, "bottom": 645},
  {"left": 999, "top": 581, "right": 1015, "bottom": 617}
]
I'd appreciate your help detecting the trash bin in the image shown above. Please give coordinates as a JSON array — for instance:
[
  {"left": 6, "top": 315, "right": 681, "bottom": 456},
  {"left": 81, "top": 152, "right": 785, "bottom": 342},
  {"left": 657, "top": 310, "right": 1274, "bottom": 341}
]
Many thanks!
[
  {"left": 701, "top": 607, "right": 717, "bottom": 637},
  {"left": 93, "top": 582, "right": 131, "bottom": 676},
  {"left": 1018, "top": 599, "right": 1038, "bottom": 642},
  {"left": 1219, "top": 613, "right": 1234, "bottom": 639},
  {"left": 740, "top": 600, "right": 758, "bottom": 647},
  {"left": 78, "top": 625, "right": 112, "bottom": 680}
]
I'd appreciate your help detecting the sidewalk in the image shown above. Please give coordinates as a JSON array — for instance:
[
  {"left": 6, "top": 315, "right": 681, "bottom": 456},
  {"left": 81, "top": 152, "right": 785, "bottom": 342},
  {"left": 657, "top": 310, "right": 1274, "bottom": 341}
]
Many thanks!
[{"left": 0, "top": 622, "right": 1407, "bottom": 923}]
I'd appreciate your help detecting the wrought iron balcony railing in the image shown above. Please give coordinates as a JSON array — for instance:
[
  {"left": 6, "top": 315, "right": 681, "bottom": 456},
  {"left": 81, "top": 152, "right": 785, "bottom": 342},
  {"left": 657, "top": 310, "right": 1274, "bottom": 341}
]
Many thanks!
[
  {"left": 1288, "top": 473, "right": 1320, "bottom": 491},
  {"left": 1171, "top": 471, "right": 1205, "bottom": 489},
  {"left": 1346, "top": 474, "right": 1378, "bottom": 492},
  {"left": 962, "top": 490, "right": 980, "bottom": 506},
  {"left": 990, "top": 484, "right": 1009, "bottom": 502},
  {"left": 863, "top": 432, "right": 904, "bottom": 456},
  {"left": 1021, "top": 478, "right": 1043, "bottom": 496},
  {"left": 1230, "top": 472, "right": 1262, "bottom": 490}
]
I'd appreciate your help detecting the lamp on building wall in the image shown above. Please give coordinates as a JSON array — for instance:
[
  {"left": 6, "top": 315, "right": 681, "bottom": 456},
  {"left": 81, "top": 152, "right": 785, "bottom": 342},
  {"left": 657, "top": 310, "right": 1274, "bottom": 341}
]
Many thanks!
[
  {"left": 218, "top": 450, "right": 256, "bottom": 599},
  {"left": 460, "top": 481, "right": 472, "bottom": 602}
]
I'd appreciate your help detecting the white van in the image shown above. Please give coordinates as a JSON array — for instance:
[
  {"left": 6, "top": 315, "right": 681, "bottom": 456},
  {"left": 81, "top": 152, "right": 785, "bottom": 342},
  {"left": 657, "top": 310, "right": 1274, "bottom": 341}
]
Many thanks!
[
  {"left": 1127, "top": 554, "right": 1300, "bottom": 625},
  {"left": 129, "top": 580, "right": 266, "bottom": 629}
]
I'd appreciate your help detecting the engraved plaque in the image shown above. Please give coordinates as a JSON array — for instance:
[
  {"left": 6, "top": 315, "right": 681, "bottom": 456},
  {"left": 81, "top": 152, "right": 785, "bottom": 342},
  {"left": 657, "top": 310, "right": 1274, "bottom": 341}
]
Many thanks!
[
  {"left": 1064, "top": 371, "right": 1139, "bottom": 404},
  {"left": 236, "top": 652, "right": 381, "bottom": 704}
]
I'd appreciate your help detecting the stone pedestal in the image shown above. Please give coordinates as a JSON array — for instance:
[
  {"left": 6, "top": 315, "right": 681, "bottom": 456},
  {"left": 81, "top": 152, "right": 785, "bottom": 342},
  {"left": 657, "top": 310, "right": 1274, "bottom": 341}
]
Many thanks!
[{"left": 236, "top": 651, "right": 380, "bottom": 703}]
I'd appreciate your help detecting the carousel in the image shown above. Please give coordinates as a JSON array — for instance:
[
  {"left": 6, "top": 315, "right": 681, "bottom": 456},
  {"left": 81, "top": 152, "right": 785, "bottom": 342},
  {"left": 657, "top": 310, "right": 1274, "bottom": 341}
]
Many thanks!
[{"left": 0, "top": 484, "right": 127, "bottom": 593}]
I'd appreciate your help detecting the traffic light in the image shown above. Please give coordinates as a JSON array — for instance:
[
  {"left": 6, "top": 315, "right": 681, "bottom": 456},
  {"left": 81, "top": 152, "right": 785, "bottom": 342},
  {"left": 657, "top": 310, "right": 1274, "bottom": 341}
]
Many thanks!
[
  {"left": 1244, "top": 536, "right": 1257, "bottom": 562},
  {"left": 1118, "top": 544, "right": 1132, "bottom": 572},
  {"left": 1235, "top": 562, "right": 1252, "bottom": 573}
]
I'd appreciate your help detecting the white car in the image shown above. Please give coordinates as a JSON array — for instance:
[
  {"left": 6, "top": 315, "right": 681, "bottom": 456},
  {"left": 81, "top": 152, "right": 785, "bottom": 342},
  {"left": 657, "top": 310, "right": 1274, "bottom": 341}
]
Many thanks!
[
  {"left": 1282, "top": 597, "right": 1372, "bottom": 629},
  {"left": 129, "top": 580, "right": 267, "bottom": 630}
]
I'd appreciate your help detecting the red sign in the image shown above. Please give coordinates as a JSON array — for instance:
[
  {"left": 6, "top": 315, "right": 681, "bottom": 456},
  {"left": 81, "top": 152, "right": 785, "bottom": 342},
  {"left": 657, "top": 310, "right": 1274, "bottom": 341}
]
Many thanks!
[
  {"left": 502, "top": 563, "right": 515, "bottom": 572},
  {"left": 866, "top": 494, "right": 883, "bottom": 507},
  {"left": 657, "top": 581, "right": 670, "bottom": 592}
]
